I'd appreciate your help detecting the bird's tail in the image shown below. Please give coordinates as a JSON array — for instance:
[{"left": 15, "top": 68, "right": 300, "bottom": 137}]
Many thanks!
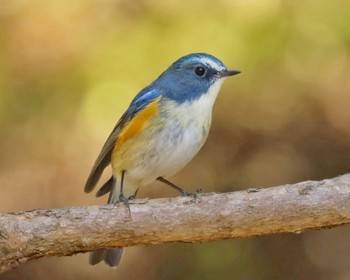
[
  {"left": 89, "top": 248, "right": 124, "bottom": 267},
  {"left": 89, "top": 176, "right": 124, "bottom": 268}
]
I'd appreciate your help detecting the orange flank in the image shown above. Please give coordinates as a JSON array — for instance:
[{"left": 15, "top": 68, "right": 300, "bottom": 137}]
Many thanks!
[{"left": 114, "top": 97, "right": 160, "bottom": 150}]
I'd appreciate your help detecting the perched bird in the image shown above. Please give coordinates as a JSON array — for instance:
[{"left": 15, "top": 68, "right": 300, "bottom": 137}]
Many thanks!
[{"left": 84, "top": 53, "right": 240, "bottom": 267}]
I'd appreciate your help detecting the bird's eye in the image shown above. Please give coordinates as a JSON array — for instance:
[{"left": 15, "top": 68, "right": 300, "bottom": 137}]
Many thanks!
[{"left": 194, "top": 66, "right": 206, "bottom": 76}]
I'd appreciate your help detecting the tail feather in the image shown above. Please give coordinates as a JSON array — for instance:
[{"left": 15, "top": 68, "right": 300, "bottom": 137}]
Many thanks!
[
  {"left": 89, "top": 249, "right": 106, "bottom": 265},
  {"left": 89, "top": 248, "right": 124, "bottom": 267},
  {"left": 89, "top": 176, "right": 124, "bottom": 268},
  {"left": 96, "top": 176, "right": 115, "bottom": 197}
]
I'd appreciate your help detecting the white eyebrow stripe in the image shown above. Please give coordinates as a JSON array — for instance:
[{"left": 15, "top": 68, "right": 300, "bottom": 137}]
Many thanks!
[{"left": 200, "top": 58, "right": 226, "bottom": 72}]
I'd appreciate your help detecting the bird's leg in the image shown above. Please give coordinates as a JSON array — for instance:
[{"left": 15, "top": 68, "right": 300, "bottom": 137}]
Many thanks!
[
  {"left": 128, "top": 187, "right": 139, "bottom": 200},
  {"left": 157, "top": 177, "right": 201, "bottom": 197},
  {"left": 127, "top": 187, "right": 148, "bottom": 205},
  {"left": 119, "top": 170, "right": 131, "bottom": 214}
]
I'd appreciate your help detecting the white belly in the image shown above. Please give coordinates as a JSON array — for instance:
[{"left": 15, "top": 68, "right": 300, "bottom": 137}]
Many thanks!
[{"left": 129, "top": 110, "right": 211, "bottom": 185}]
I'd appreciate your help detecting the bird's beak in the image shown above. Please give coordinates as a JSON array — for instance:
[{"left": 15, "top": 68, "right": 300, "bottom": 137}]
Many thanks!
[{"left": 220, "top": 69, "right": 241, "bottom": 77}]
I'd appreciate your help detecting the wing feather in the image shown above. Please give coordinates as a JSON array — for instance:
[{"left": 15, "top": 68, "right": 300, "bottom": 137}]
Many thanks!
[{"left": 84, "top": 87, "right": 161, "bottom": 193}]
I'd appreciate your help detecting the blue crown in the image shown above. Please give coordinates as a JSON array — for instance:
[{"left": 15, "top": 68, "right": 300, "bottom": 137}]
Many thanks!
[{"left": 170, "top": 53, "right": 226, "bottom": 70}]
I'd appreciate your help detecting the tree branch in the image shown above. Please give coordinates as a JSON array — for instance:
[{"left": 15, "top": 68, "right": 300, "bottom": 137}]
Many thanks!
[{"left": 1, "top": 174, "right": 350, "bottom": 273}]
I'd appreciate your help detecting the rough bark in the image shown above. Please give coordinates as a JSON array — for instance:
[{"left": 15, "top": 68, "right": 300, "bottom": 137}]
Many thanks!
[{"left": 1, "top": 174, "right": 350, "bottom": 273}]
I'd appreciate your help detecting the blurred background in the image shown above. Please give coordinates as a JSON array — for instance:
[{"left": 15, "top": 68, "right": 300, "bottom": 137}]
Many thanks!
[{"left": 1, "top": 0, "right": 350, "bottom": 279}]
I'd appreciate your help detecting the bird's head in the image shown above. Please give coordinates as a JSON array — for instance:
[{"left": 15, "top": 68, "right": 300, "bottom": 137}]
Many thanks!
[{"left": 154, "top": 53, "right": 240, "bottom": 103}]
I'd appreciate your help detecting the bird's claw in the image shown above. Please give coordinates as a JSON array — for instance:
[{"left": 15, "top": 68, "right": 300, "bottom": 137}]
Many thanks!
[
  {"left": 118, "top": 194, "right": 131, "bottom": 216},
  {"left": 127, "top": 187, "right": 139, "bottom": 200},
  {"left": 181, "top": 188, "right": 203, "bottom": 199}
]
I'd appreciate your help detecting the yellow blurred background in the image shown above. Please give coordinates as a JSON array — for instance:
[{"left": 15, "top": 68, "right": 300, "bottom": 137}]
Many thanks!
[{"left": 1, "top": 0, "right": 350, "bottom": 279}]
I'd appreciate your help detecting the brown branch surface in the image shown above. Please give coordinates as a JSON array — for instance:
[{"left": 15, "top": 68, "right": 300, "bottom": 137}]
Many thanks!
[{"left": 1, "top": 174, "right": 350, "bottom": 273}]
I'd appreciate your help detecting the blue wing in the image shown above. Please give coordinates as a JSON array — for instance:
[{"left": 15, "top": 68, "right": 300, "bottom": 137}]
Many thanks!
[{"left": 84, "top": 86, "right": 162, "bottom": 193}]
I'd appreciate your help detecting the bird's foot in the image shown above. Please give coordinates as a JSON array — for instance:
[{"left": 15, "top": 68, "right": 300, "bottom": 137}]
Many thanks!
[
  {"left": 127, "top": 187, "right": 149, "bottom": 204},
  {"left": 127, "top": 187, "right": 139, "bottom": 201},
  {"left": 119, "top": 193, "right": 131, "bottom": 216},
  {"left": 181, "top": 188, "right": 203, "bottom": 201}
]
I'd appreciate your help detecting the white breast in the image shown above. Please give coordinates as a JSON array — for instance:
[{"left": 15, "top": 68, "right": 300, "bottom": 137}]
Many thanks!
[{"left": 137, "top": 79, "right": 225, "bottom": 183}]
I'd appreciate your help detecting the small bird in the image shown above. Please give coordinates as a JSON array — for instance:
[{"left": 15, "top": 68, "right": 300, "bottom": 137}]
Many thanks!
[{"left": 84, "top": 53, "right": 240, "bottom": 267}]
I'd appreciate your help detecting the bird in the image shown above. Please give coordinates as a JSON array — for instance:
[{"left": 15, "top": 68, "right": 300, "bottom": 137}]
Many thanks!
[{"left": 84, "top": 53, "right": 240, "bottom": 267}]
